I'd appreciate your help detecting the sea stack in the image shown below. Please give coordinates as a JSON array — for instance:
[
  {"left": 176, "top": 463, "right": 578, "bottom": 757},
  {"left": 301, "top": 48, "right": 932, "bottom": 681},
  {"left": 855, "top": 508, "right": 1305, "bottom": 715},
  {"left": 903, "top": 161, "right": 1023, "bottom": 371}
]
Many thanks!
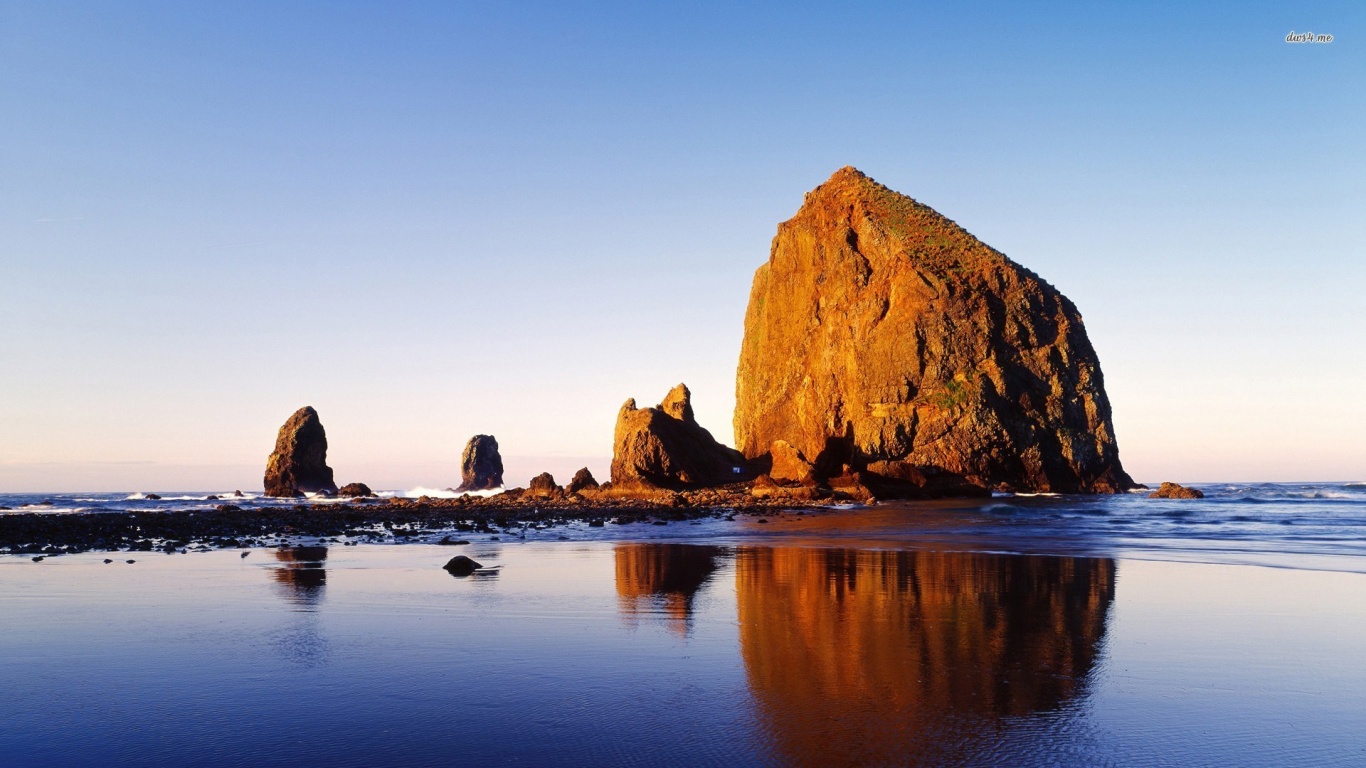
[
  {"left": 612, "top": 384, "right": 749, "bottom": 489},
  {"left": 263, "top": 406, "right": 338, "bottom": 497},
  {"left": 734, "top": 167, "right": 1135, "bottom": 494},
  {"left": 456, "top": 435, "right": 504, "bottom": 491}
]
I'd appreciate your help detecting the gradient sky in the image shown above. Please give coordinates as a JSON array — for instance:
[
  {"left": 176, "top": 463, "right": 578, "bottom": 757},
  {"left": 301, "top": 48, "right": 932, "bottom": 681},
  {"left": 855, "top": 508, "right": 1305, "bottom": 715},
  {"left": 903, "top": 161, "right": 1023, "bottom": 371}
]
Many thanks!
[{"left": 2, "top": 1, "right": 1363, "bottom": 491}]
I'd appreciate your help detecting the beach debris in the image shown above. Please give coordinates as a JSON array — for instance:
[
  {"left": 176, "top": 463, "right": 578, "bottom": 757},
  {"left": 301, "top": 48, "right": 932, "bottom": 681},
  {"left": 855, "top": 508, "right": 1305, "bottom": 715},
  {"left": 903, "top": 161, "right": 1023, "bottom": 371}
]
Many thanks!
[
  {"left": 733, "top": 166, "right": 1136, "bottom": 496},
  {"left": 456, "top": 435, "right": 504, "bottom": 491},
  {"left": 1148, "top": 482, "right": 1204, "bottom": 499},
  {"left": 612, "top": 384, "right": 750, "bottom": 489},
  {"left": 263, "top": 406, "right": 338, "bottom": 498},
  {"left": 442, "top": 555, "right": 483, "bottom": 577}
]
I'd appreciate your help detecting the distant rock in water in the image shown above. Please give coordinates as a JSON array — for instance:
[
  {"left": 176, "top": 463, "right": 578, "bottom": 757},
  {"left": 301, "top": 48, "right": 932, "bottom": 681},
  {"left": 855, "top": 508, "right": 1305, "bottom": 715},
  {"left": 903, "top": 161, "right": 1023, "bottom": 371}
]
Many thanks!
[
  {"left": 1149, "top": 482, "right": 1203, "bottom": 499},
  {"left": 264, "top": 406, "right": 338, "bottom": 498},
  {"left": 567, "top": 467, "right": 599, "bottom": 494},
  {"left": 456, "top": 435, "right": 504, "bottom": 491},
  {"left": 612, "top": 384, "right": 749, "bottom": 489},
  {"left": 734, "top": 167, "right": 1136, "bottom": 495},
  {"left": 337, "top": 483, "right": 374, "bottom": 498}
]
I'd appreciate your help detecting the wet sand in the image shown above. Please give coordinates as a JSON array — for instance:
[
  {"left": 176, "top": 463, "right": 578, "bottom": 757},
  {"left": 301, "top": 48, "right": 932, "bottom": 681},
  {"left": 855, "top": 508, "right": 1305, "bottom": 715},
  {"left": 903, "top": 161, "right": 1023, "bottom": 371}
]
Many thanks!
[{"left": 2, "top": 540, "right": 1363, "bottom": 766}]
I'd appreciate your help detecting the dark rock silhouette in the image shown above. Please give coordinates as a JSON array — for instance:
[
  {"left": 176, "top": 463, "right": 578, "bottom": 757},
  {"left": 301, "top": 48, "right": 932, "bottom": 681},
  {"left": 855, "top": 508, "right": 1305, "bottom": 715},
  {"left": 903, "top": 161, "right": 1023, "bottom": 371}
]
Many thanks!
[
  {"left": 443, "top": 555, "right": 482, "bottom": 577},
  {"left": 612, "top": 384, "right": 749, "bottom": 489},
  {"left": 735, "top": 167, "right": 1135, "bottom": 494},
  {"left": 527, "top": 472, "right": 562, "bottom": 498},
  {"left": 264, "top": 406, "right": 337, "bottom": 497},
  {"left": 456, "top": 435, "right": 504, "bottom": 491},
  {"left": 1149, "top": 481, "right": 1203, "bottom": 499},
  {"left": 566, "top": 467, "right": 599, "bottom": 494}
]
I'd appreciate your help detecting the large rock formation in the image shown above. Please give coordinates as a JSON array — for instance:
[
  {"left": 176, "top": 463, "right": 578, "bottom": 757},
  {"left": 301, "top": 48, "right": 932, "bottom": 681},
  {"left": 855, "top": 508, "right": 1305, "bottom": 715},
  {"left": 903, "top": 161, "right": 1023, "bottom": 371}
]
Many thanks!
[
  {"left": 734, "top": 167, "right": 1135, "bottom": 494},
  {"left": 612, "top": 384, "right": 749, "bottom": 489},
  {"left": 263, "top": 406, "right": 338, "bottom": 497},
  {"left": 456, "top": 435, "right": 503, "bottom": 491}
]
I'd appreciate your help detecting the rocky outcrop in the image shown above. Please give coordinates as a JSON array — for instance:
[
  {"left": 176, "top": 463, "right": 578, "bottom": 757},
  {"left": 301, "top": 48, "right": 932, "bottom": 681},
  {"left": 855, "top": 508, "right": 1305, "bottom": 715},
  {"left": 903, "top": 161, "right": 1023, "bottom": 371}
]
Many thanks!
[
  {"left": 264, "top": 406, "right": 338, "bottom": 497},
  {"left": 567, "top": 467, "right": 599, "bottom": 494},
  {"left": 1148, "top": 482, "right": 1203, "bottom": 499},
  {"left": 734, "top": 167, "right": 1135, "bottom": 494},
  {"left": 527, "top": 472, "right": 562, "bottom": 498},
  {"left": 336, "top": 483, "right": 373, "bottom": 498},
  {"left": 612, "top": 384, "right": 749, "bottom": 489},
  {"left": 456, "top": 435, "right": 503, "bottom": 491}
]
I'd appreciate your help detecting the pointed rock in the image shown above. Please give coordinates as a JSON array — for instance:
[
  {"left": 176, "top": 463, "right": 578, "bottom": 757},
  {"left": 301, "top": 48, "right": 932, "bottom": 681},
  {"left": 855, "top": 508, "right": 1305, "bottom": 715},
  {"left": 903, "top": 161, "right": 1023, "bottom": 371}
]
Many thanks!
[
  {"left": 527, "top": 472, "right": 562, "bottom": 498},
  {"left": 456, "top": 435, "right": 504, "bottom": 491},
  {"left": 264, "top": 406, "right": 337, "bottom": 497},
  {"left": 567, "top": 467, "right": 599, "bottom": 494},
  {"left": 734, "top": 167, "right": 1135, "bottom": 494},
  {"left": 612, "top": 384, "right": 749, "bottom": 489}
]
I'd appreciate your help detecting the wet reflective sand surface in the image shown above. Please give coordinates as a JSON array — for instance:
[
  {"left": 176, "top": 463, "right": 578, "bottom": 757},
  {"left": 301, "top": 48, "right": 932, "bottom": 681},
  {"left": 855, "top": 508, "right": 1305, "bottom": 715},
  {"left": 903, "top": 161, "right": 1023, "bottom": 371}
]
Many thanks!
[{"left": 2, "top": 540, "right": 1364, "bottom": 766}]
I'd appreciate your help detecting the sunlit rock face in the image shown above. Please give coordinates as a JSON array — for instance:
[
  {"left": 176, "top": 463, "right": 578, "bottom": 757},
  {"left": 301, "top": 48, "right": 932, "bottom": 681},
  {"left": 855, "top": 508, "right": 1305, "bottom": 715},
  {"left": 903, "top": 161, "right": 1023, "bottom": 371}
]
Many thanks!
[
  {"left": 735, "top": 547, "right": 1114, "bottom": 766},
  {"left": 614, "top": 543, "right": 726, "bottom": 636},
  {"left": 264, "top": 407, "right": 338, "bottom": 497},
  {"left": 735, "top": 167, "right": 1135, "bottom": 493}
]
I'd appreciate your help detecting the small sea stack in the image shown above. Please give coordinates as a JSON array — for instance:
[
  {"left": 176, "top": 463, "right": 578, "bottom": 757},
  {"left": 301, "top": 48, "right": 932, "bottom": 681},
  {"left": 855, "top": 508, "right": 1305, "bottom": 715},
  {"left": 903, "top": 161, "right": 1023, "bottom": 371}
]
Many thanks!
[
  {"left": 567, "top": 467, "right": 599, "bottom": 494},
  {"left": 264, "top": 406, "right": 338, "bottom": 498},
  {"left": 612, "top": 384, "right": 749, "bottom": 489},
  {"left": 456, "top": 435, "right": 504, "bottom": 491}
]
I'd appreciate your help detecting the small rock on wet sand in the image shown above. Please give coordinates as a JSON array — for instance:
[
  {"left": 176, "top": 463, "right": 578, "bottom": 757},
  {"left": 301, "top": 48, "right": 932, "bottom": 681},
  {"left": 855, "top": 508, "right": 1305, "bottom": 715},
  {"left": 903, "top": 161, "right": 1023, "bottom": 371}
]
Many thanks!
[{"left": 442, "top": 555, "right": 483, "bottom": 577}]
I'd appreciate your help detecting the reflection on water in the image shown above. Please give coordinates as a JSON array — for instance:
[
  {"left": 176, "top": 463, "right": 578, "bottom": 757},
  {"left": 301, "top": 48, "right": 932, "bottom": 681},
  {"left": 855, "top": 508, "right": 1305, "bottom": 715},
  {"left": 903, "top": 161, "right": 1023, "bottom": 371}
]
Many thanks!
[
  {"left": 269, "top": 546, "right": 329, "bottom": 608},
  {"left": 736, "top": 547, "right": 1115, "bottom": 766},
  {"left": 614, "top": 543, "right": 726, "bottom": 635}
]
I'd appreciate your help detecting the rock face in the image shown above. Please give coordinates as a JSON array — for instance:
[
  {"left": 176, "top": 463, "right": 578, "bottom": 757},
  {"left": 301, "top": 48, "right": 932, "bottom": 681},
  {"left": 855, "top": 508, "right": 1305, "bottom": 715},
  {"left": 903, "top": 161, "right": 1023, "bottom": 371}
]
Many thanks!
[
  {"left": 734, "top": 167, "right": 1135, "bottom": 494},
  {"left": 567, "top": 467, "right": 599, "bottom": 494},
  {"left": 1149, "top": 482, "right": 1203, "bottom": 499},
  {"left": 767, "top": 440, "right": 816, "bottom": 486},
  {"left": 456, "top": 435, "right": 504, "bottom": 491},
  {"left": 612, "top": 384, "right": 749, "bottom": 489},
  {"left": 264, "top": 406, "right": 338, "bottom": 497}
]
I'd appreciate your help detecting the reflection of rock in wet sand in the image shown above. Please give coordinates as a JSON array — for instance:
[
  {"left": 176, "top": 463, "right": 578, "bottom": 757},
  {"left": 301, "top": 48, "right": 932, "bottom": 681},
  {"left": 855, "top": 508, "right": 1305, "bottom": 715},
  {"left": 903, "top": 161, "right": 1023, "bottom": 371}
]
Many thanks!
[
  {"left": 736, "top": 548, "right": 1115, "bottom": 766},
  {"left": 270, "top": 546, "right": 328, "bottom": 608},
  {"left": 614, "top": 544, "right": 726, "bottom": 635}
]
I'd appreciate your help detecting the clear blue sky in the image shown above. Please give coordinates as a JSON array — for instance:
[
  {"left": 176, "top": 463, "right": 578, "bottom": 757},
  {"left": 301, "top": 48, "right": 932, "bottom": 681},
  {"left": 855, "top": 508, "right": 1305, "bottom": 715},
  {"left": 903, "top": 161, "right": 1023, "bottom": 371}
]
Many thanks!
[{"left": 2, "top": 1, "right": 1362, "bottom": 491}]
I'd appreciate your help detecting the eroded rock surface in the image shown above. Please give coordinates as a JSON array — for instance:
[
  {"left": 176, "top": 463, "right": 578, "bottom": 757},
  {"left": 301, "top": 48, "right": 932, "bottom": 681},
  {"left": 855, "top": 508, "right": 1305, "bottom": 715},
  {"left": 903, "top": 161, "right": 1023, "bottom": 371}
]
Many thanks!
[
  {"left": 1148, "top": 482, "right": 1203, "bottom": 499},
  {"left": 567, "top": 467, "right": 599, "bottom": 495},
  {"left": 734, "top": 167, "right": 1135, "bottom": 494},
  {"left": 264, "top": 406, "right": 338, "bottom": 497},
  {"left": 612, "top": 384, "right": 749, "bottom": 489},
  {"left": 456, "top": 435, "right": 504, "bottom": 491}
]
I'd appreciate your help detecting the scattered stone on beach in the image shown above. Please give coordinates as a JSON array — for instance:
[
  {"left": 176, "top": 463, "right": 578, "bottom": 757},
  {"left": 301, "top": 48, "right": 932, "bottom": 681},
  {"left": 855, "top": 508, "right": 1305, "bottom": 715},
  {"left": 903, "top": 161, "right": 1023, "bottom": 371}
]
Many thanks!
[
  {"left": 456, "top": 435, "right": 504, "bottom": 491},
  {"left": 1149, "top": 482, "right": 1204, "bottom": 499},
  {"left": 733, "top": 166, "right": 1136, "bottom": 495},
  {"left": 567, "top": 467, "right": 599, "bottom": 495},
  {"left": 337, "top": 483, "right": 374, "bottom": 498},
  {"left": 126, "top": 560, "right": 136, "bottom": 564},
  {"left": 612, "top": 384, "right": 750, "bottom": 489},
  {"left": 442, "top": 555, "right": 483, "bottom": 577},
  {"left": 263, "top": 406, "right": 338, "bottom": 498},
  {"left": 104, "top": 559, "right": 112, "bottom": 563},
  {"left": 31, "top": 556, "right": 44, "bottom": 562},
  {"left": 527, "top": 472, "right": 562, "bottom": 498}
]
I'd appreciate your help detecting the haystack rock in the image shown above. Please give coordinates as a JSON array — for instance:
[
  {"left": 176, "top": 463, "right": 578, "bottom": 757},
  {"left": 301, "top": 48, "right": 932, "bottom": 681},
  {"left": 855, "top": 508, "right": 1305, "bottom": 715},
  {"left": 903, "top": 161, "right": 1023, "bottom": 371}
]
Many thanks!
[
  {"left": 613, "top": 384, "right": 749, "bottom": 489},
  {"left": 456, "top": 435, "right": 503, "bottom": 491},
  {"left": 263, "top": 406, "right": 338, "bottom": 497},
  {"left": 734, "top": 167, "right": 1135, "bottom": 494}
]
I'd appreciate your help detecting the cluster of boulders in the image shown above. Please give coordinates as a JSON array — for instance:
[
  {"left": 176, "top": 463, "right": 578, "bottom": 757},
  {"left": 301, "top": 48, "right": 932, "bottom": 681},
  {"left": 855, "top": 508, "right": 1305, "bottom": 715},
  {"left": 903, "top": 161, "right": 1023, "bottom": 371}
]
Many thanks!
[{"left": 265, "top": 167, "right": 1154, "bottom": 504}]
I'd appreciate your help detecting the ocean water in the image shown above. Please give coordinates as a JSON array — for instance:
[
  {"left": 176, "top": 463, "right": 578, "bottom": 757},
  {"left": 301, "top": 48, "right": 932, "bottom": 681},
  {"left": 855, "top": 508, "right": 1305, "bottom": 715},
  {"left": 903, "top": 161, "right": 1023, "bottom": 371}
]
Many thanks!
[{"left": 2, "top": 484, "right": 1365, "bottom": 766}]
